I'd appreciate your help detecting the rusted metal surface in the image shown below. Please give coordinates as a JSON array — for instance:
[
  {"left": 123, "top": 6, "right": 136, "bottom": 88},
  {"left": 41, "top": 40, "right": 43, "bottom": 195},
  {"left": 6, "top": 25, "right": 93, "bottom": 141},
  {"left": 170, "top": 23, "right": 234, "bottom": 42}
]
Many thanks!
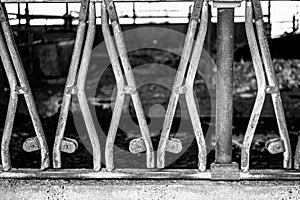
[
  {"left": 157, "top": 0, "right": 204, "bottom": 170},
  {"left": 60, "top": 138, "right": 78, "bottom": 153},
  {"left": 1, "top": 169, "right": 300, "bottom": 180},
  {"left": 295, "top": 134, "right": 300, "bottom": 169},
  {"left": 0, "top": 21, "right": 18, "bottom": 172},
  {"left": 102, "top": 1, "right": 126, "bottom": 172},
  {"left": 265, "top": 138, "right": 285, "bottom": 154},
  {"left": 241, "top": 1, "right": 292, "bottom": 172},
  {"left": 23, "top": 137, "right": 78, "bottom": 153},
  {"left": 241, "top": 1, "right": 266, "bottom": 172},
  {"left": 130, "top": 137, "right": 182, "bottom": 154},
  {"left": 103, "top": 0, "right": 155, "bottom": 170},
  {"left": 210, "top": 162, "right": 240, "bottom": 180},
  {"left": 77, "top": 1, "right": 101, "bottom": 171},
  {"left": 252, "top": 0, "right": 292, "bottom": 169},
  {"left": 185, "top": 1, "right": 208, "bottom": 171},
  {"left": 0, "top": 3, "right": 49, "bottom": 171},
  {"left": 52, "top": 0, "right": 88, "bottom": 169},
  {"left": 0, "top": 0, "right": 292, "bottom": 3},
  {"left": 215, "top": 7, "right": 234, "bottom": 164}
]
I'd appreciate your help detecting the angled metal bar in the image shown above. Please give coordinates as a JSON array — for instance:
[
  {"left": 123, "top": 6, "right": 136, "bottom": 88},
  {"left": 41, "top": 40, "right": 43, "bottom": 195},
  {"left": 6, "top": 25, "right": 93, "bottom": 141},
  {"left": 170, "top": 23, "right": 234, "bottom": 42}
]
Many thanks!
[
  {"left": 101, "top": 2, "right": 126, "bottom": 171},
  {"left": 157, "top": 0, "right": 203, "bottom": 169},
  {"left": 105, "top": 0, "right": 154, "bottom": 169},
  {"left": 184, "top": 0, "right": 208, "bottom": 171},
  {"left": 0, "top": 25, "right": 18, "bottom": 171},
  {"left": 53, "top": 0, "right": 89, "bottom": 169},
  {"left": 252, "top": 0, "right": 292, "bottom": 169},
  {"left": 0, "top": 3, "right": 49, "bottom": 170},
  {"left": 241, "top": 1, "right": 266, "bottom": 172},
  {"left": 76, "top": 2, "right": 101, "bottom": 171}
]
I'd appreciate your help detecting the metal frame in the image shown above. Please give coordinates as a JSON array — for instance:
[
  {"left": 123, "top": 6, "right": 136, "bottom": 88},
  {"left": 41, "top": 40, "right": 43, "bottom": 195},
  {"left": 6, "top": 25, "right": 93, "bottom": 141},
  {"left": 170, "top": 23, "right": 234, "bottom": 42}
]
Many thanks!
[
  {"left": 52, "top": 0, "right": 101, "bottom": 171},
  {"left": 157, "top": 0, "right": 208, "bottom": 171},
  {"left": 241, "top": 0, "right": 292, "bottom": 172},
  {"left": 102, "top": 0, "right": 154, "bottom": 171},
  {"left": 0, "top": 0, "right": 298, "bottom": 181},
  {"left": 0, "top": 3, "right": 49, "bottom": 171}
]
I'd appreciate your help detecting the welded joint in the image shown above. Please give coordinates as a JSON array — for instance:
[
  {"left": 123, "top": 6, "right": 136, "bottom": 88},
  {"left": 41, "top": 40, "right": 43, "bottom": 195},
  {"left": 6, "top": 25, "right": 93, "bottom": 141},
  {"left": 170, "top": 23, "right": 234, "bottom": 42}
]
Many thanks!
[
  {"left": 210, "top": 162, "right": 240, "bottom": 180},
  {"left": 174, "top": 85, "right": 188, "bottom": 94},
  {"left": 15, "top": 86, "right": 28, "bottom": 94},
  {"left": 212, "top": 0, "right": 242, "bottom": 8},
  {"left": 65, "top": 86, "right": 78, "bottom": 94},
  {"left": 123, "top": 85, "right": 136, "bottom": 94},
  {"left": 265, "top": 86, "right": 279, "bottom": 94}
]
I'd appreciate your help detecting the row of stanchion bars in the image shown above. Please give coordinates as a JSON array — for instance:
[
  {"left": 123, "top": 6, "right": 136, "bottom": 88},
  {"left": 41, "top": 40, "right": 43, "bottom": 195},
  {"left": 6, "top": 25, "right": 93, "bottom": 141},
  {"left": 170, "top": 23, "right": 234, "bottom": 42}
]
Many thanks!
[{"left": 0, "top": 0, "right": 299, "bottom": 177}]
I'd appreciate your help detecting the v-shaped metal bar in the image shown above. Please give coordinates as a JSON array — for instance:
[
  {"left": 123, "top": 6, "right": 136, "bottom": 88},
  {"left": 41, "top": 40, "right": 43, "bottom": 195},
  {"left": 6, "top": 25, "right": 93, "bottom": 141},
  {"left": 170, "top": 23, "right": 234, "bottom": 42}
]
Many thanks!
[
  {"left": 241, "top": 0, "right": 292, "bottom": 172},
  {"left": 157, "top": 0, "right": 208, "bottom": 171},
  {"left": 53, "top": 0, "right": 101, "bottom": 171},
  {"left": 102, "top": 0, "right": 154, "bottom": 171},
  {"left": 0, "top": 3, "right": 49, "bottom": 171}
]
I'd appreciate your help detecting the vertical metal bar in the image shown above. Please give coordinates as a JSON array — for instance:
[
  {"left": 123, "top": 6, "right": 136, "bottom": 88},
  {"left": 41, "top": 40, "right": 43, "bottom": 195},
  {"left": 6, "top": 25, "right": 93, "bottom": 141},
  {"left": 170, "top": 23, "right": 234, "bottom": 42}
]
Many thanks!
[
  {"left": 105, "top": 0, "right": 154, "bottom": 168},
  {"left": 295, "top": 135, "right": 300, "bottom": 169},
  {"left": 0, "top": 27, "right": 18, "bottom": 171},
  {"left": 0, "top": 3, "right": 49, "bottom": 170},
  {"left": 241, "top": 1, "right": 266, "bottom": 172},
  {"left": 101, "top": 2, "right": 126, "bottom": 171},
  {"left": 252, "top": 0, "right": 292, "bottom": 169},
  {"left": 53, "top": 0, "right": 89, "bottom": 169},
  {"left": 185, "top": 1, "right": 208, "bottom": 171},
  {"left": 77, "top": 2, "right": 101, "bottom": 171},
  {"left": 215, "top": 7, "right": 234, "bottom": 164},
  {"left": 157, "top": 0, "right": 203, "bottom": 169}
]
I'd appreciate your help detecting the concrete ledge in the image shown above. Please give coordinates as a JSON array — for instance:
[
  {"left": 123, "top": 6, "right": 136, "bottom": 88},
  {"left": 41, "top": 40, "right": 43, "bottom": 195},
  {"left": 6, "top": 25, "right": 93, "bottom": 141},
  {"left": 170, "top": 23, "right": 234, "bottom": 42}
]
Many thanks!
[{"left": 0, "top": 179, "right": 299, "bottom": 200}]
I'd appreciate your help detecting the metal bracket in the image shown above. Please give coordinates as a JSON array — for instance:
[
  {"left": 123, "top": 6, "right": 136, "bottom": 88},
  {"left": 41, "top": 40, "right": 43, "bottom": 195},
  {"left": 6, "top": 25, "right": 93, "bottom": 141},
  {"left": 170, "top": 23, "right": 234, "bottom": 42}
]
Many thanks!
[
  {"left": 15, "top": 86, "right": 28, "bottom": 95},
  {"left": 105, "top": 0, "right": 119, "bottom": 22},
  {"left": 174, "top": 85, "right": 188, "bottom": 94},
  {"left": 213, "top": 0, "right": 242, "bottom": 8},
  {"left": 129, "top": 137, "right": 182, "bottom": 154},
  {"left": 210, "top": 162, "right": 240, "bottom": 180},
  {"left": 65, "top": 86, "right": 78, "bottom": 95},
  {"left": 265, "top": 86, "right": 279, "bottom": 94},
  {"left": 190, "top": 0, "right": 203, "bottom": 20},
  {"left": 265, "top": 138, "right": 285, "bottom": 154},
  {"left": 123, "top": 85, "right": 136, "bottom": 94},
  {"left": 23, "top": 137, "right": 40, "bottom": 152},
  {"left": 23, "top": 137, "right": 78, "bottom": 153}
]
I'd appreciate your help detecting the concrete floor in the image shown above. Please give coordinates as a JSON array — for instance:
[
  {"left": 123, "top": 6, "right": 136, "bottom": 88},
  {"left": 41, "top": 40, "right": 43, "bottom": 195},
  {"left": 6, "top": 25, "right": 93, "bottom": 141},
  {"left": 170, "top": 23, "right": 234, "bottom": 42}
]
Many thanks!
[{"left": 0, "top": 179, "right": 299, "bottom": 200}]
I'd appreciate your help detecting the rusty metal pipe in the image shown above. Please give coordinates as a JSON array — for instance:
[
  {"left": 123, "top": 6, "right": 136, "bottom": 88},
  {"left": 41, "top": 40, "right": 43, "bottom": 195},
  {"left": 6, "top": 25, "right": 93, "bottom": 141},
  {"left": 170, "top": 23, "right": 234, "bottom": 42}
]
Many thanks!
[
  {"left": 184, "top": 1, "right": 208, "bottom": 171},
  {"left": 101, "top": 2, "right": 126, "bottom": 171},
  {"left": 77, "top": 2, "right": 101, "bottom": 171},
  {"left": 215, "top": 7, "right": 234, "bottom": 164},
  {"left": 252, "top": 0, "right": 292, "bottom": 169},
  {"left": 241, "top": 1, "right": 266, "bottom": 172},
  {"left": 0, "top": 26, "right": 18, "bottom": 171},
  {"left": 157, "top": 0, "right": 203, "bottom": 169},
  {"left": 53, "top": 0, "right": 89, "bottom": 169},
  {"left": 0, "top": 3, "right": 49, "bottom": 170}
]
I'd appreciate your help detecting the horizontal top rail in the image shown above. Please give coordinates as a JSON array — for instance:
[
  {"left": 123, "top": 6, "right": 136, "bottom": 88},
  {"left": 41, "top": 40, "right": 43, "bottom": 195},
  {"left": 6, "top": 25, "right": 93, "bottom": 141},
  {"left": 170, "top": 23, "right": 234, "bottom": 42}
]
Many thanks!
[{"left": 0, "top": 0, "right": 298, "bottom": 3}]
